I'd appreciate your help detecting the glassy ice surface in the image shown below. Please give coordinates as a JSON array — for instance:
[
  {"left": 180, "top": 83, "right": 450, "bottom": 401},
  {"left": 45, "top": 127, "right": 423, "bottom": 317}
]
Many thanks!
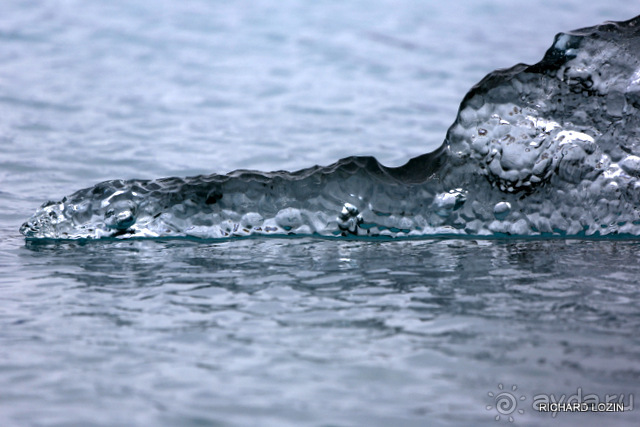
[
  {"left": 18, "top": 15, "right": 640, "bottom": 240},
  {"left": 2, "top": 1, "right": 640, "bottom": 426}
]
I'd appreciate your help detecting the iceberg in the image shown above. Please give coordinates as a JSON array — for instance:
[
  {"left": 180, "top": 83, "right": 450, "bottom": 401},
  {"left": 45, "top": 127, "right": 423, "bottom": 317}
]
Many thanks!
[{"left": 20, "top": 15, "right": 640, "bottom": 239}]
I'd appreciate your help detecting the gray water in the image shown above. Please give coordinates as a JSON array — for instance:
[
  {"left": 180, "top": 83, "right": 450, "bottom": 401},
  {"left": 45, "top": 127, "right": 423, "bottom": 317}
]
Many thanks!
[{"left": 2, "top": 1, "right": 640, "bottom": 425}]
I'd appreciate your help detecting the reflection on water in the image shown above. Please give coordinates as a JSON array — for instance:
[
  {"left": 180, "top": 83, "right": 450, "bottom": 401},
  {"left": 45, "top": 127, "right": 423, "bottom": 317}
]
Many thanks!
[{"left": 3, "top": 238, "right": 637, "bottom": 425}]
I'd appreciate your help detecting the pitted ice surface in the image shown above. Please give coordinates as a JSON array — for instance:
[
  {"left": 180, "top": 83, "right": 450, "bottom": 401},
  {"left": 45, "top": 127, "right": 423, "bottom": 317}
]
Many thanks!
[{"left": 20, "top": 16, "right": 640, "bottom": 239}]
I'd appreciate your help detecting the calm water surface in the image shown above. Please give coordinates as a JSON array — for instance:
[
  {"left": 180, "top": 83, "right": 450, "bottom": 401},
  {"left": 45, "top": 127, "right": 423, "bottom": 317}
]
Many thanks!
[{"left": 2, "top": 1, "right": 640, "bottom": 425}]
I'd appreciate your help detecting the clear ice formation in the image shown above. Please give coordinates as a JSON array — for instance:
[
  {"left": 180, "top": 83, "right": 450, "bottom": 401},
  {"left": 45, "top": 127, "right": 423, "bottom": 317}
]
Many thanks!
[{"left": 20, "top": 16, "right": 640, "bottom": 240}]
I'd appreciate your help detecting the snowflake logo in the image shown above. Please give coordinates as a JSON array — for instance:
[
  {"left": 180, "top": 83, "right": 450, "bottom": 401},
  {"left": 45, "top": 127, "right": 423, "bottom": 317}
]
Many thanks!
[{"left": 486, "top": 383, "right": 526, "bottom": 422}]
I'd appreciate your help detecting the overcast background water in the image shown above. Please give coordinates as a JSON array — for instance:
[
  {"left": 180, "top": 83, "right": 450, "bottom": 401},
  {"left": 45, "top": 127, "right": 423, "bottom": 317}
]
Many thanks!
[{"left": 2, "top": 1, "right": 640, "bottom": 426}]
